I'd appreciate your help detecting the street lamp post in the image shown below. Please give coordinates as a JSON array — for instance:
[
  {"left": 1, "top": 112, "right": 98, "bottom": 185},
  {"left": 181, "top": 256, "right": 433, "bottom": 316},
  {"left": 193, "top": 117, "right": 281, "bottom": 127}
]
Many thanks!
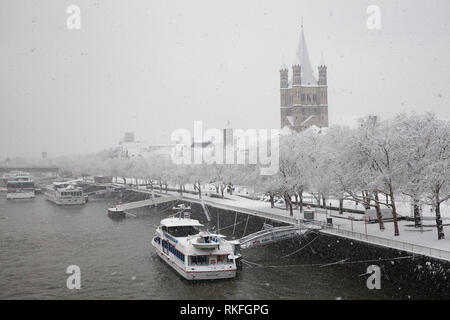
[{"left": 364, "top": 215, "right": 368, "bottom": 235}]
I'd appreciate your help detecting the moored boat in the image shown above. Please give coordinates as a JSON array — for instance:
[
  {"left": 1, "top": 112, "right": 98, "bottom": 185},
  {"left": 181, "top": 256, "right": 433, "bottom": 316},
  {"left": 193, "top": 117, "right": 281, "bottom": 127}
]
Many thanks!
[
  {"left": 45, "top": 181, "right": 86, "bottom": 205},
  {"left": 5, "top": 171, "right": 35, "bottom": 200},
  {"left": 152, "top": 209, "right": 241, "bottom": 280},
  {"left": 107, "top": 206, "right": 125, "bottom": 219}
]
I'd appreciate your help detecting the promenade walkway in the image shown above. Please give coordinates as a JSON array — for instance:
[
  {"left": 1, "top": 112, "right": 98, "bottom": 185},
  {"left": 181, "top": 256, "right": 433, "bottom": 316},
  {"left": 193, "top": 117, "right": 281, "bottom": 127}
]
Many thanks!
[
  {"left": 109, "top": 181, "right": 450, "bottom": 262},
  {"left": 155, "top": 188, "right": 450, "bottom": 262}
]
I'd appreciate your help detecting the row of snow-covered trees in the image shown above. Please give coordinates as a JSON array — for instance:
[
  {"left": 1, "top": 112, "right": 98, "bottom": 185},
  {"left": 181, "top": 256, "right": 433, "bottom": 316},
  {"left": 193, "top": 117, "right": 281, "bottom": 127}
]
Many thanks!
[
  {"left": 55, "top": 112, "right": 449, "bottom": 240},
  {"left": 259, "top": 112, "right": 449, "bottom": 240},
  {"left": 55, "top": 149, "right": 248, "bottom": 199}
]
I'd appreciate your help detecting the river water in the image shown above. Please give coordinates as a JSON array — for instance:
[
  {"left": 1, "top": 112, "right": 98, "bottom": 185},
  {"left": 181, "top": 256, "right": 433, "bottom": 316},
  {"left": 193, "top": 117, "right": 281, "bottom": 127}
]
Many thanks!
[{"left": 0, "top": 195, "right": 434, "bottom": 299}]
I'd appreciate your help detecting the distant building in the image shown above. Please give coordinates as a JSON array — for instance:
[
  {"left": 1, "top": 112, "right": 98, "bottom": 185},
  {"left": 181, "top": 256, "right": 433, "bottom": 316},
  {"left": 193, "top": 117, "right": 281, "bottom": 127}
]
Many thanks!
[
  {"left": 41, "top": 152, "right": 47, "bottom": 159},
  {"left": 124, "top": 132, "right": 135, "bottom": 143},
  {"left": 223, "top": 128, "right": 233, "bottom": 146},
  {"left": 191, "top": 141, "right": 213, "bottom": 149},
  {"left": 116, "top": 142, "right": 173, "bottom": 158},
  {"left": 280, "top": 25, "right": 328, "bottom": 131},
  {"left": 113, "top": 132, "right": 174, "bottom": 158},
  {"left": 93, "top": 176, "right": 113, "bottom": 184}
]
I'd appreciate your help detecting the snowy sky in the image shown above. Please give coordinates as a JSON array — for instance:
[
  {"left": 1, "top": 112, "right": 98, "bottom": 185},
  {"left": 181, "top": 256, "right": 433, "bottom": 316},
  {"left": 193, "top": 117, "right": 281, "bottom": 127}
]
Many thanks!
[{"left": 1, "top": 0, "right": 449, "bottom": 157}]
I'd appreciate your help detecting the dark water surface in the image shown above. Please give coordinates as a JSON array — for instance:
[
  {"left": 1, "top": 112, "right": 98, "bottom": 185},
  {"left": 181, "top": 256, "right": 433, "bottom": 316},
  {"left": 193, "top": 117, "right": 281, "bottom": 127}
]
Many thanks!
[{"left": 0, "top": 195, "right": 430, "bottom": 299}]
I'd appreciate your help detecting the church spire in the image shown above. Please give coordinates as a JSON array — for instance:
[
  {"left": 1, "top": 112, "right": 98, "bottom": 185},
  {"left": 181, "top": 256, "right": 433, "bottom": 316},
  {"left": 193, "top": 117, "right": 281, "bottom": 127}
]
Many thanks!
[
  {"left": 295, "top": 23, "right": 317, "bottom": 86},
  {"left": 279, "top": 21, "right": 329, "bottom": 132}
]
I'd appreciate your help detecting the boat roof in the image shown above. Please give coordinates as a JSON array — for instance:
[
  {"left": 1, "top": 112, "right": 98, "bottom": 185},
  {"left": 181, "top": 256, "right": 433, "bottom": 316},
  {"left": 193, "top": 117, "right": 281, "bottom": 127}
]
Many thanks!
[
  {"left": 52, "top": 182, "right": 69, "bottom": 187},
  {"left": 5, "top": 171, "right": 32, "bottom": 179},
  {"left": 197, "top": 231, "right": 226, "bottom": 238},
  {"left": 52, "top": 183, "right": 82, "bottom": 190},
  {"left": 52, "top": 179, "right": 82, "bottom": 185},
  {"left": 61, "top": 185, "right": 82, "bottom": 190},
  {"left": 160, "top": 217, "right": 203, "bottom": 227},
  {"left": 6, "top": 170, "right": 30, "bottom": 176}
]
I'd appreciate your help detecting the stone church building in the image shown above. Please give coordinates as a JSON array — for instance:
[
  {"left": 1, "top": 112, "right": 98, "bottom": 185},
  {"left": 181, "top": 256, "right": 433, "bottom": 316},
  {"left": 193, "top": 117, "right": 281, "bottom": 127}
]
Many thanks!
[{"left": 280, "top": 26, "right": 328, "bottom": 131}]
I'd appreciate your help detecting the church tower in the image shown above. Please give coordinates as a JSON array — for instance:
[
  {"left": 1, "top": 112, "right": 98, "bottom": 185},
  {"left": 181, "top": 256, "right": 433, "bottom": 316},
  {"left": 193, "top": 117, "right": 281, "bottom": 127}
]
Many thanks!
[{"left": 280, "top": 25, "right": 328, "bottom": 131}]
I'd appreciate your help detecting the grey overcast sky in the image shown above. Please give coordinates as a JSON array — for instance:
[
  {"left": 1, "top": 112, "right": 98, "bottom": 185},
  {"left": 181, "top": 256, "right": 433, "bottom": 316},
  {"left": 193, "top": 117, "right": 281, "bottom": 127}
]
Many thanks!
[{"left": 1, "top": 0, "right": 449, "bottom": 157}]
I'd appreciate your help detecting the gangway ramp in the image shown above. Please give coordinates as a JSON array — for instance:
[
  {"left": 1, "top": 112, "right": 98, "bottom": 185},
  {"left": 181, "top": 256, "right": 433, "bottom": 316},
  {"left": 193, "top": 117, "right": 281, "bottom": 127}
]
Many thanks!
[
  {"left": 117, "top": 195, "right": 179, "bottom": 211},
  {"left": 85, "top": 188, "right": 114, "bottom": 196},
  {"left": 238, "top": 224, "right": 320, "bottom": 249}
]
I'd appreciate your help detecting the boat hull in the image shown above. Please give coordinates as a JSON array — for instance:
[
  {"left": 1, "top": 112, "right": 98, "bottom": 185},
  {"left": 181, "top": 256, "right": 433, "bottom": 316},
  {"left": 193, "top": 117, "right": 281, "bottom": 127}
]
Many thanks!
[
  {"left": 6, "top": 191, "right": 35, "bottom": 199},
  {"left": 107, "top": 208, "right": 126, "bottom": 219},
  {"left": 45, "top": 192, "right": 86, "bottom": 205}
]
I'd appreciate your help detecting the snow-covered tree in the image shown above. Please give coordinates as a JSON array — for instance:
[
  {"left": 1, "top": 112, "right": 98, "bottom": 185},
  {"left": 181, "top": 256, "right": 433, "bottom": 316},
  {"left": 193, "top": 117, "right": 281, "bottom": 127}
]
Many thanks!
[{"left": 419, "top": 116, "right": 450, "bottom": 239}]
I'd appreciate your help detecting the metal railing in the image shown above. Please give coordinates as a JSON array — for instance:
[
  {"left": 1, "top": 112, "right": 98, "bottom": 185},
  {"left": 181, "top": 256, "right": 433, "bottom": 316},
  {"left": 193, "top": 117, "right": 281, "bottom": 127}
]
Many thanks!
[
  {"left": 201, "top": 199, "right": 299, "bottom": 225},
  {"left": 321, "top": 225, "right": 450, "bottom": 262}
]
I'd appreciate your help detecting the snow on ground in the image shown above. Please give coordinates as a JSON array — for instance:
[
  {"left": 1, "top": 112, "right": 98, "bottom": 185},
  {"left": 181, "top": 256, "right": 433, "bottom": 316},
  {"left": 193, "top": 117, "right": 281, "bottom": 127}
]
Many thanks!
[
  {"left": 228, "top": 190, "right": 450, "bottom": 252},
  {"left": 168, "top": 186, "right": 450, "bottom": 254},
  {"left": 232, "top": 195, "right": 449, "bottom": 254}
]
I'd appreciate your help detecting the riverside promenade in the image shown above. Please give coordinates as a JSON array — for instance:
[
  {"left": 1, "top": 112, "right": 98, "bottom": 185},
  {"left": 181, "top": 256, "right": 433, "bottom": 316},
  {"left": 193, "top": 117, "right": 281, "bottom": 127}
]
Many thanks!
[{"left": 114, "top": 182, "right": 450, "bottom": 263}]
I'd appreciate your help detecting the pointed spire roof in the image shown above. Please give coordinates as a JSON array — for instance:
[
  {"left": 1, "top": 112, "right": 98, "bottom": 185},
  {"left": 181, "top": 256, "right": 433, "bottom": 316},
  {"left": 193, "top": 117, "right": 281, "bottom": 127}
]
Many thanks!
[
  {"left": 295, "top": 24, "right": 317, "bottom": 86},
  {"left": 280, "top": 55, "right": 288, "bottom": 70},
  {"left": 319, "top": 51, "right": 326, "bottom": 66}
]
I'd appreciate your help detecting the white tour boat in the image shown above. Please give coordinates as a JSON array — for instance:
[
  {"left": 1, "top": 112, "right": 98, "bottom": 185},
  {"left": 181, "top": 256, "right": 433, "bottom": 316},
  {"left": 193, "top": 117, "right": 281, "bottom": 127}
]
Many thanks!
[
  {"left": 45, "top": 181, "right": 86, "bottom": 205},
  {"left": 152, "top": 210, "right": 242, "bottom": 280},
  {"left": 6, "top": 171, "right": 35, "bottom": 199}
]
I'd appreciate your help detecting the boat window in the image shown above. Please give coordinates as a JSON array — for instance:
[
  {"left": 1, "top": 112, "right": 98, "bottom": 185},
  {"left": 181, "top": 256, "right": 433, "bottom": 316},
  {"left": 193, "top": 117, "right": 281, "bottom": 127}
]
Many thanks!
[
  {"left": 216, "top": 255, "right": 232, "bottom": 264},
  {"left": 190, "top": 255, "right": 208, "bottom": 266},
  {"left": 6, "top": 181, "right": 34, "bottom": 189},
  {"left": 163, "top": 240, "right": 184, "bottom": 262},
  {"left": 230, "top": 243, "right": 241, "bottom": 256},
  {"left": 167, "top": 226, "right": 199, "bottom": 237}
]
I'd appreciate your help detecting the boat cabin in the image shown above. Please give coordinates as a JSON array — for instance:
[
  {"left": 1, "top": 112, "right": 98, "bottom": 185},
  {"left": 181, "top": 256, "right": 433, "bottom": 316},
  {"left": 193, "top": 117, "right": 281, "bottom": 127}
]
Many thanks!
[{"left": 160, "top": 217, "right": 203, "bottom": 238}]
